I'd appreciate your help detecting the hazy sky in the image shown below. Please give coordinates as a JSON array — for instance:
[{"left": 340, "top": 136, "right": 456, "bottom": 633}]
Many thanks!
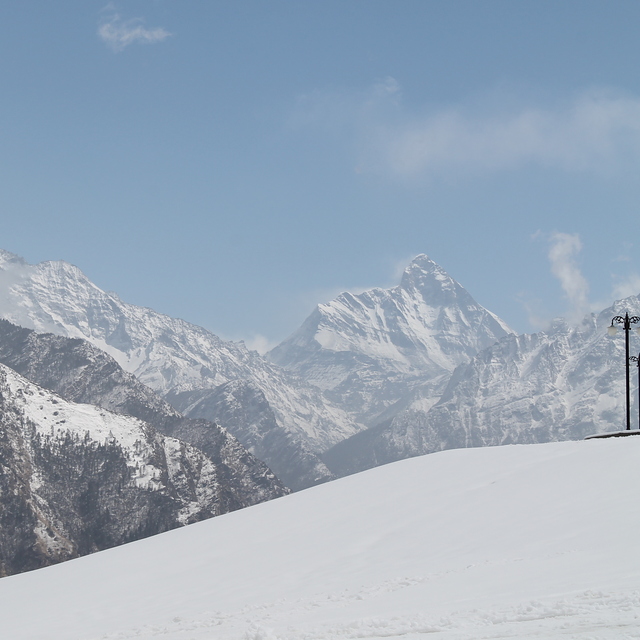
[{"left": 2, "top": 1, "right": 640, "bottom": 351}]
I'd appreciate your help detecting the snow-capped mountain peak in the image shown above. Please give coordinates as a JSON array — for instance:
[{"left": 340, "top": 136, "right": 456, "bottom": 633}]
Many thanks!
[
  {"left": 400, "top": 253, "right": 457, "bottom": 293},
  {"left": 268, "top": 254, "right": 513, "bottom": 424},
  {"left": 0, "top": 248, "right": 27, "bottom": 269}
]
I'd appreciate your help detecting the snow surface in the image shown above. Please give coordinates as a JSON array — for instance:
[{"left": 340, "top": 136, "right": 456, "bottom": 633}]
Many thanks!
[{"left": 1, "top": 438, "right": 640, "bottom": 639}]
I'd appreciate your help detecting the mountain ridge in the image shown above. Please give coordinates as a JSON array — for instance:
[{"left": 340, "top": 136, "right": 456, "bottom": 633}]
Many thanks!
[
  {"left": 0, "top": 317, "right": 289, "bottom": 575},
  {"left": 0, "top": 250, "right": 360, "bottom": 490},
  {"left": 0, "top": 318, "right": 287, "bottom": 502},
  {"left": 323, "top": 297, "right": 639, "bottom": 475},
  {"left": 268, "top": 253, "right": 513, "bottom": 425}
]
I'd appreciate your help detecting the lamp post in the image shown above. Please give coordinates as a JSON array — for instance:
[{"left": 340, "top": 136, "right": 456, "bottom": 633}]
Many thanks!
[
  {"left": 608, "top": 313, "right": 640, "bottom": 430},
  {"left": 629, "top": 353, "right": 640, "bottom": 431}
]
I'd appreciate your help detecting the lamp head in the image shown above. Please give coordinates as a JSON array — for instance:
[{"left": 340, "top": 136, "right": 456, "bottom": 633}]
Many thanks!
[{"left": 608, "top": 325, "right": 618, "bottom": 337}]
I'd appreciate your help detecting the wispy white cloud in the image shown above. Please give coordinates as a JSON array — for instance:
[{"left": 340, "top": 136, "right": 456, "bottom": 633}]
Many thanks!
[
  {"left": 386, "top": 94, "right": 640, "bottom": 178},
  {"left": 242, "top": 334, "right": 279, "bottom": 355},
  {"left": 293, "top": 81, "right": 640, "bottom": 180},
  {"left": 547, "top": 232, "right": 590, "bottom": 324},
  {"left": 290, "top": 77, "right": 402, "bottom": 140},
  {"left": 522, "top": 231, "right": 592, "bottom": 328},
  {"left": 532, "top": 232, "right": 640, "bottom": 328},
  {"left": 98, "top": 6, "right": 171, "bottom": 53}
]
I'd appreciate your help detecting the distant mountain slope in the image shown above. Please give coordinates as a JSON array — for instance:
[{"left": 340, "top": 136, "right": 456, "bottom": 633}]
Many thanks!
[
  {"left": 268, "top": 254, "right": 512, "bottom": 424},
  {"left": 166, "top": 380, "right": 332, "bottom": 490},
  {"left": 0, "top": 249, "right": 359, "bottom": 490},
  {"left": 0, "top": 319, "right": 287, "bottom": 505},
  {"left": 2, "top": 438, "right": 640, "bottom": 640},
  {"left": 0, "top": 362, "right": 247, "bottom": 576},
  {"left": 323, "top": 298, "right": 638, "bottom": 476}
]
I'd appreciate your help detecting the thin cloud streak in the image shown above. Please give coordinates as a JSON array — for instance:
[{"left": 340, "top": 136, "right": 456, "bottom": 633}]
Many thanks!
[
  {"left": 385, "top": 94, "right": 640, "bottom": 177},
  {"left": 547, "top": 232, "right": 590, "bottom": 324},
  {"left": 542, "top": 233, "right": 640, "bottom": 329},
  {"left": 294, "top": 81, "right": 640, "bottom": 179},
  {"left": 98, "top": 8, "right": 171, "bottom": 53}
]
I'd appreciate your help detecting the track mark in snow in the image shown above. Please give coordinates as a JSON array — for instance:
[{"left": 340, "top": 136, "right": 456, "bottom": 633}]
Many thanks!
[{"left": 94, "top": 588, "right": 640, "bottom": 639}]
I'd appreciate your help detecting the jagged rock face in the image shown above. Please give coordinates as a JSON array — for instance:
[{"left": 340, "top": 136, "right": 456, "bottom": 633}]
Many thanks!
[
  {"left": 0, "top": 250, "right": 359, "bottom": 490},
  {"left": 167, "top": 380, "right": 334, "bottom": 491},
  {"left": 0, "top": 363, "right": 234, "bottom": 576},
  {"left": 323, "top": 299, "right": 640, "bottom": 476},
  {"left": 268, "top": 254, "right": 512, "bottom": 424},
  {"left": 0, "top": 319, "right": 288, "bottom": 505}
]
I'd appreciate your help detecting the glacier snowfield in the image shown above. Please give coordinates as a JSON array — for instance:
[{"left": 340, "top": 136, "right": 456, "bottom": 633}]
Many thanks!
[{"left": 1, "top": 437, "right": 640, "bottom": 639}]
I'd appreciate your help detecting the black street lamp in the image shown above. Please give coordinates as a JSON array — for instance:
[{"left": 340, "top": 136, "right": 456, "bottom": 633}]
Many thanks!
[
  {"left": 608, "top": 313, "right": 640, "bottom": 430},
  {"left": 630, "top": 353, "right": 640, "bottom": 431}
]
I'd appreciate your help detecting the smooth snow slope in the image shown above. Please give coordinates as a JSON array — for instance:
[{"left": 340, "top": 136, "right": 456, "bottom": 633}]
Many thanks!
[{"left": 1, "top": 438, "right": 640, "bottom": 639}]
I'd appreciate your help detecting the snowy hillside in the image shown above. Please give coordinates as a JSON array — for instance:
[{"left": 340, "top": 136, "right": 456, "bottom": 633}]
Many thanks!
[
  {"left": 1, "top": 438, "right": 639, "bottom": 639},
  {"left": 0, "top": 249, "right": 358, "bottom": 490},
  {"left": 268, "top": 254, "right": 512, "bottom": 424}
]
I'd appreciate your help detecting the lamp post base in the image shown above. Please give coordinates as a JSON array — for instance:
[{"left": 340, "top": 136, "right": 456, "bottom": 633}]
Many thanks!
[{"left": 585, "top": 430, "right": 640, "bottom": 440}]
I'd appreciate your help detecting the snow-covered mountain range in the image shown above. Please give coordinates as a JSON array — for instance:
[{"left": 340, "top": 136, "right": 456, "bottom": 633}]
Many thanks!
[
  {"left": 2, "top": 246, "right": 637, "bottom": 492},
  {"left": 0, "top": 249, "right": 358, "bottom": 490},
  {"left": 324, "top": 298, "right": 640, "bottom": 475},
  {"left": 3, "top": 243, "right": 640, "bottom": 636},
  {"left": 0, "top": 250, "right": 516, "bottom": 488}
]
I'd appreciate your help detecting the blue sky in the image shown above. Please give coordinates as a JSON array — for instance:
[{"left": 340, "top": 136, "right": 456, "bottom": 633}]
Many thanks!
[{"left": 2, "top": 1, "right": 640, "bottom": 351}]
